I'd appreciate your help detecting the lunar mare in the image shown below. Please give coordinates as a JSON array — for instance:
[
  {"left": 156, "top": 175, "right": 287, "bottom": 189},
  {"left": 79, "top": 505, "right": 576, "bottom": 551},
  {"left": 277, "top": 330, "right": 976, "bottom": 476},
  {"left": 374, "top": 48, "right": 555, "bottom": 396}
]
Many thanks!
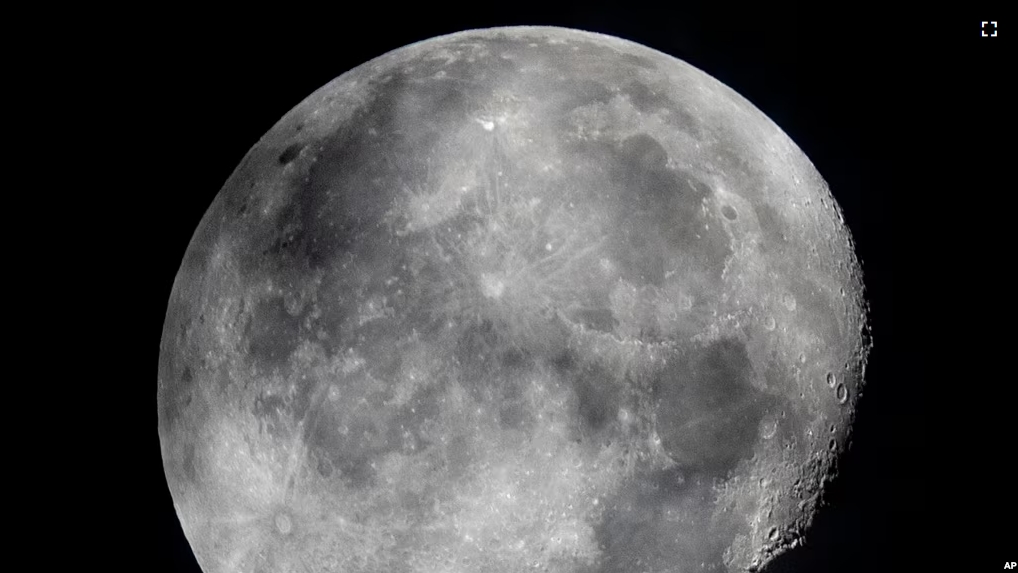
[{"left": 158, "top": 26, "right": 870, "bottom": 573}]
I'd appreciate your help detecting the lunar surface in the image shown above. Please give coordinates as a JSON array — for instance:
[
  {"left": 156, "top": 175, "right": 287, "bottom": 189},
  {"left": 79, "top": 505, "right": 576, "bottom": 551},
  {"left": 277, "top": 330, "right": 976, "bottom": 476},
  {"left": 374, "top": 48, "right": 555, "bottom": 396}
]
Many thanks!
[{"left": 158, "top": 26, "right": 870, "bottom": 573}]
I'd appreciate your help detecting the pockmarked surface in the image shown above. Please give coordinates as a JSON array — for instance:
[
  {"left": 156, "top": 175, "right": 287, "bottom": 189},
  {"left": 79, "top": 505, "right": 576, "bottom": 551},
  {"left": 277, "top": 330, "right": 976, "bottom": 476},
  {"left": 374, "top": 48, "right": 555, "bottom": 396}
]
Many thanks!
[{"left": 158, "top": 26, "right": 870, "bottom": 573}]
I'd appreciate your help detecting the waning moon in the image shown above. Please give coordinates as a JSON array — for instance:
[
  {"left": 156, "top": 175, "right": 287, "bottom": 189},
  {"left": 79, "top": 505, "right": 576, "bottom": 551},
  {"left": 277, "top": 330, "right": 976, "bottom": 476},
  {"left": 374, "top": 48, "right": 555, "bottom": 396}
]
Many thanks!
[{"left": 158, "top": 26, "right": 870, "bottom": 573}]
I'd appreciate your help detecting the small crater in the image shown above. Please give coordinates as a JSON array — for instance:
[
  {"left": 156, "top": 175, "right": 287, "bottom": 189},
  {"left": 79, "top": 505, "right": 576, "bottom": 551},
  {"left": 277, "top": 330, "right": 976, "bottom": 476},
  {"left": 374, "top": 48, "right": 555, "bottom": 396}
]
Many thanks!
[
  {"left": 768, "top": 526, "right": 779, "bottom": 541},
  {"left": 480, "top": 273, "right": 505, "bottom": 299},
  {"left": 763, "top": 316, "right": 776, "bottom": 331},
  {"left": 836, "top": 383, "right": 849, "bottom": 404},
  {"left": 798, "top": 353, "right": 806, "bottom": 364},
  {"left": 278, "top": 142, "right": 304, "bottom": 165},
  {"left": 782, "top": 293, "right": 797, "bottom": 312},
  {"left": 828, "top": 438, "right": 837, "bottom": 451},
  {"left": 826, "top": 372, "right": 837, "bottom": 388},
  {"left": 617, "top": 407, "right": 632, "bottom": 425},
  {"left": 317, "top": 455, "right": 333, "bottom": 478},
  {"left": 275, "top": 512, "right": 292, "bottom": 535},
  {"left": 721, "top": 205, "right": 738, "bottom": 220}
]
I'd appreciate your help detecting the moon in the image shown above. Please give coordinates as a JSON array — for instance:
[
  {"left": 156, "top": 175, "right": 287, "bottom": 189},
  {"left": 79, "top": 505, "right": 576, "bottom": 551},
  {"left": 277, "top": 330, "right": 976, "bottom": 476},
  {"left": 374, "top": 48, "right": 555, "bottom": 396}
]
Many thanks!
[{"left": 158, "top": 26, "right": 870, "bottom": 573}]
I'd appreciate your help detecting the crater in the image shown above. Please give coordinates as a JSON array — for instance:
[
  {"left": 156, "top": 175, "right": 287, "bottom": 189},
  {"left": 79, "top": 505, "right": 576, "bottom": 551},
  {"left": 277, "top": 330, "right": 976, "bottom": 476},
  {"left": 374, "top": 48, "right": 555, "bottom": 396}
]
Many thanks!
[
  {"left": 782, "top": 292, "right": 797, "bottom": 312},
  {"left": 836, "top": 383, "right": 849, "bottom": 404},
  {"left": 274, "top": 512, "right": 292, "bottom": 535},
  {"left": 480, "top": 273, "right": 505, "bottom": 299},
  {"left": 722, "top": 204, "right": 738, "bottom": 220},
  {"left": 278, "top": 142, "right": 304, "bottom": 165},
  {"left": 315, "top": 454, "right": 334, "bottom": 478}
]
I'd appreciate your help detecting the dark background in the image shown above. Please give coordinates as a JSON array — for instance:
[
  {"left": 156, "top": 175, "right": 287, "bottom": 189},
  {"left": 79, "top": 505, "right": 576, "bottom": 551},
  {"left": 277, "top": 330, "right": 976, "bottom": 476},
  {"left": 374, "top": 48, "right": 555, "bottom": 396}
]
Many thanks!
[{"left": 106, "top": 4, "right": 1008, "bottom": 572}]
